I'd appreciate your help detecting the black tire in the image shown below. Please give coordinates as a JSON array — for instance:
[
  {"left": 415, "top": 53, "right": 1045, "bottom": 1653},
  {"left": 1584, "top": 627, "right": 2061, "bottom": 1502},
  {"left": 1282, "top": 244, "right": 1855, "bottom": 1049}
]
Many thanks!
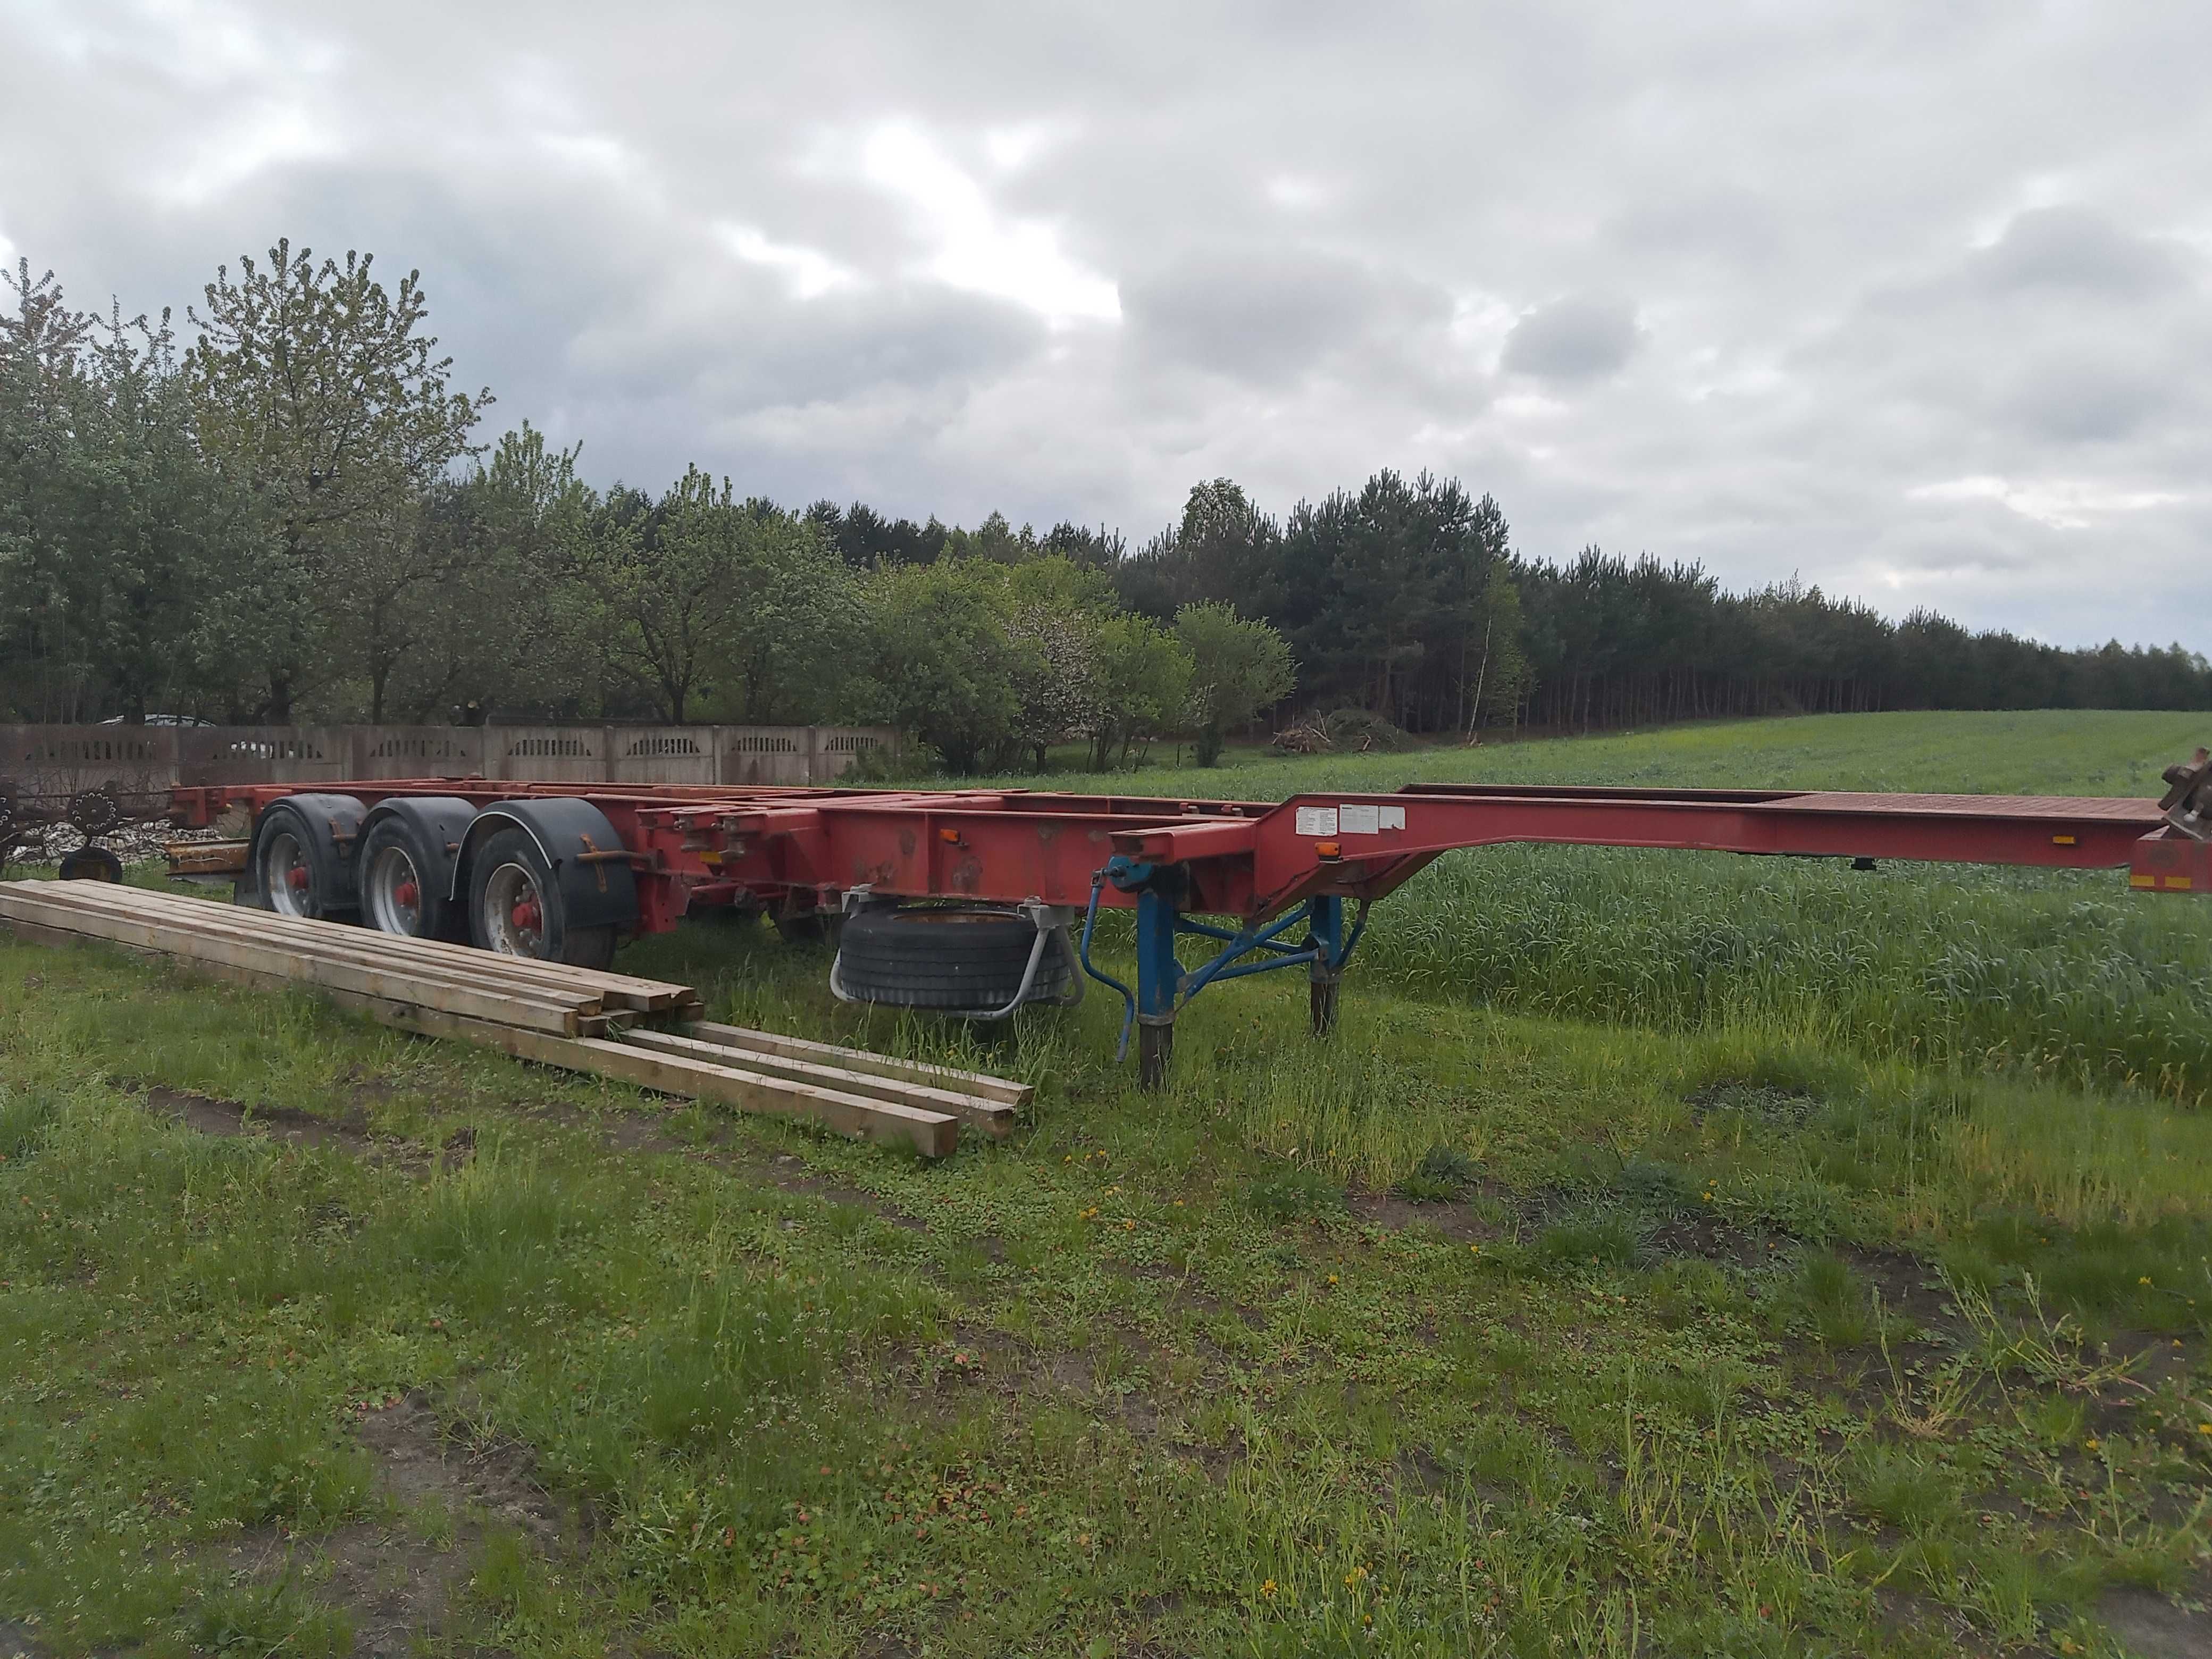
[
  {"left": 58, "top": 845, "right": 124, "bottom": 883},
  {"left": 834, "top": 906, "right": 1065, "bottom": 1010},
  {"left": 250, "top": 801, "right": 357, "bottom": 921},
  {"left": 466, "top": 826, "right": 616, "bottom": 969},
  {"left": 356, "top": 816, "right": 462, "bottom": 942}
]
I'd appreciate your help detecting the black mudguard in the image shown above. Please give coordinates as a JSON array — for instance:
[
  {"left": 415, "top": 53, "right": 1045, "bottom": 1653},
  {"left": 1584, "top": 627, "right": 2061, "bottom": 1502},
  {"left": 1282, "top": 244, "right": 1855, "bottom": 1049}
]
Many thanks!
[
  {"left": 250, "top": 791, "right": 371, "bottom": 909},
  {"left": 360, "top": 795, "right": 477, "bottom": 900},
  {"left": 452, "top": 797, "right": 640, "bottom": 932}
]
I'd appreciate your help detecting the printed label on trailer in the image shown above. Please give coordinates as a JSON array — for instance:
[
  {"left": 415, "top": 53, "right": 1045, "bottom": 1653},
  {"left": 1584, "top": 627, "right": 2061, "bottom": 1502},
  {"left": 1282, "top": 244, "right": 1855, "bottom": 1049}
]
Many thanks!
[{"left": 1300, "top": 803, "right": 1407, "bottom": 836}]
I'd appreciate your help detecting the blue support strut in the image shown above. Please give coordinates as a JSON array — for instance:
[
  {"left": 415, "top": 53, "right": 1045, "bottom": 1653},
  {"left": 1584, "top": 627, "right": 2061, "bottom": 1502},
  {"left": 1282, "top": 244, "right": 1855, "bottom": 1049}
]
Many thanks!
[
  {"left": 1134, "top": 887, "right": 1182, "bottom": 1088},
  {"left": 1077, "top": 856, "right": 1370, "bottom": 1089},
  {"left": 1308, "top": 894, "right": 1345, "bottom": 1035}
]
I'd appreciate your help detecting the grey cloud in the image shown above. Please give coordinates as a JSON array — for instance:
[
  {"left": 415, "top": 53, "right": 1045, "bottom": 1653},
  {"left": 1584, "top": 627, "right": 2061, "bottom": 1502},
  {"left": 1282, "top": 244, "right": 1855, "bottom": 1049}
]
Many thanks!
[
  {"left": 7, "top": 0, "right": 2212, "bottom": 647},
  {"left": 1972, "top": 206, "right": 2187, "bottom": 298},
  {"left": 1501, "top": 295, "right": 1640, "bottom": 381},
  {"left": 1606, "top": 186, "right": 1784, "bottom": 266},
  {"left": 2000, "top": 351, "right": 2173, "bottom": 445},
  {"left": 1125, "top": 249, "right": 1445, "bottom": 385}
]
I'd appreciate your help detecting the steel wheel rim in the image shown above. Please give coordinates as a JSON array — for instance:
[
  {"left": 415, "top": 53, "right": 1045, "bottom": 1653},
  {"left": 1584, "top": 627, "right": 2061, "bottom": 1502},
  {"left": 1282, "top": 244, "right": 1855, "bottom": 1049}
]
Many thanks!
[
  {"left": 366, "top": 844, "right": 423, "bottom": 935},
  {"left": 264, "top": 831, "right": 311, "bottom": 916},
  {"left": 483, "top": 860, "right": 546, "bottom": 957}
]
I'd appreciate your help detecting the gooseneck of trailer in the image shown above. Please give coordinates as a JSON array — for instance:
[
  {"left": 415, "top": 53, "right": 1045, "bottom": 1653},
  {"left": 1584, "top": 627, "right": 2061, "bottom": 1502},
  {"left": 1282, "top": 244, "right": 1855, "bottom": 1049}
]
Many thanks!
[{"left": 166, "top": 752, "right": 2212, "bottom": 1085}]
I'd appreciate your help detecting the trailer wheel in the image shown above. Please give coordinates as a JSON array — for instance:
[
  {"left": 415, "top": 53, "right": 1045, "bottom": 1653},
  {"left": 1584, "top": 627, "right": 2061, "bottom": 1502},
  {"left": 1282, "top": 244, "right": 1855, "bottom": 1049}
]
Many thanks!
[
  {"left": 467, "top": 827, "right": 616, "bottom": 969},
  {"left": 357, "top": 817, "right": 458, "bottom": 941},
  {"left": 251, "top": 799, "right": 358, "bottom": 921},
  {"left": 834, "top": 906, "right": 1065, "bottom": 1010}
]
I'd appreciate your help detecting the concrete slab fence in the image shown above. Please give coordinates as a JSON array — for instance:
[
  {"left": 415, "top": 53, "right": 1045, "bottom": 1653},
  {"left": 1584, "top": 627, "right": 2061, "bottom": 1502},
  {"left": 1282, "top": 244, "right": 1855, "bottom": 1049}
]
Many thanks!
[{"left": 0, "top": 723, "right": 899, "bottom": 803}]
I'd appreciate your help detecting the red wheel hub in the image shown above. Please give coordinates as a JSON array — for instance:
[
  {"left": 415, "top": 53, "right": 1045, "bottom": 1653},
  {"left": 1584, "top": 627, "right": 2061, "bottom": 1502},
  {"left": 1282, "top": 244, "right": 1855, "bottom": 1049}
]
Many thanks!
[
  {"left": 395, "top": 880, "right": 419, "bottom": 907},
  {"left": 287, "top": 866, "right": 309, "bottom": 890},
  {"left": 511, "top": 898, "right": 542, "bottom": 932}
]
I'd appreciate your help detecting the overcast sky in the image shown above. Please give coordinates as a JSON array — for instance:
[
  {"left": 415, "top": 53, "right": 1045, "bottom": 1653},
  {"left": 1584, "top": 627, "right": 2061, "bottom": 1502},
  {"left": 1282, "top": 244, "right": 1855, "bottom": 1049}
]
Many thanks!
[{"left": 3, "top": 1, "right": 2207, "bottom": 649}]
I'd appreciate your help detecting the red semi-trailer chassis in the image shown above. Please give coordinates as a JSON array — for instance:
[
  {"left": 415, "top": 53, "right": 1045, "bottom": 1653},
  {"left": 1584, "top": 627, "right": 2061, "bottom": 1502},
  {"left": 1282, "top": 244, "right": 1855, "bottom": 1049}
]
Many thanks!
[{"left": 169, "top": 776, "right": 2211, "bottom": 1084}]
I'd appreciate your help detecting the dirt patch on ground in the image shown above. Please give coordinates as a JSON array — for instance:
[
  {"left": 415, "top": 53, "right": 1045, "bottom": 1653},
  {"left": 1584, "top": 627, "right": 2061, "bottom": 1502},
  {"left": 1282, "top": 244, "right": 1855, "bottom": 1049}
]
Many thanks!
[
  {"left": 518, "top": 1101, "right": 924, "bottom": 1227},
  {"left": 886, "top": 1318, "right": 1230, "bottom": 1462},
  {"left": 1834, "top": 1244, "right": 1970, "bottom": 1340},
  {"left": 1347, "top": 1187, "right": 1496, "bottom": 1241},
  {"left": 1105, "top": 1258, "right": 1260, "bottom": 1327},
  {"left": 753, "top": 1151, "right": 925, "bottom": 1229},
  {"left": 145, "top": 1084, "right": 374, "bottom": 1150},
  {"left": 2094, "top": 1586, "right": 2212, "bottom": 1658},
  {"left": 144, "top": 1086, "right": 473, "bottom": 1172},
  {"left": 355, "top": 1392, "right": 570, "bottom": 1547},
  {"left": 210, "top": 1391, "right": 579, "bottom": 1656},
  {"left": 0, "top": 1621, "right": 43, "bottom": 1659}
]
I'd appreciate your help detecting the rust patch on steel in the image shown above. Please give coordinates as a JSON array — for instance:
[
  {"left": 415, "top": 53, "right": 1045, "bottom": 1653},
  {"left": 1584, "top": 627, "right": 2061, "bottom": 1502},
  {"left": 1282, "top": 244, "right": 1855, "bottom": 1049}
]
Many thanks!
[
  {"left": 898, "top": 827, "right": 917, "bottom": 859},
  {"left": 1036, "top": 822, "right": 1062, "bottom": 845},
  {"left": 951, "top": 852, "right": 985, "bottom": 893}
]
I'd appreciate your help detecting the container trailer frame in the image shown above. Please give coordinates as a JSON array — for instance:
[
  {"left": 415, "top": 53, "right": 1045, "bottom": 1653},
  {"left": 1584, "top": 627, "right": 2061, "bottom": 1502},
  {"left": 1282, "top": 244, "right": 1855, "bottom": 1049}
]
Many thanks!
[{"left": 165, "top": 763, "right": 2212, "bottom": 1085}]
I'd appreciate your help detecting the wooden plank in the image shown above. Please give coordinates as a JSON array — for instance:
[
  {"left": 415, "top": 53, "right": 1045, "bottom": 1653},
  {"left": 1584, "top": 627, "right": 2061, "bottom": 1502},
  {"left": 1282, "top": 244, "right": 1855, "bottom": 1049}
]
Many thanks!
[
  {"left": 622, "top": 1026, "right": 1015, "bottom": 1138},
  {"left": 164, "top": 840, "right": 250, "bottom": 874},
  {"left": 36, "top": 879, "right": 694, "bottom": 1010},
  {"left": 0, "top": 916, "right": 956, "bottom": 1158},
  {"left": 0, "top": 889, "right": 589, "bottom": 1036},
  {"left": 678, "top": 1019, "right": 1033, "bottom": 1108},
  {"left": 375, "top": 1007, "right": 959, "bottom": 1159},
  {"left": 6, "top": 880, "right": 697, "bottom": 1013},
  {"left": 11, "top": 879, "right": 686, "bottom": 1007},
  {"left": 0, "top": 885, "right": 607, "bottom": 1018},
  {"left": 0, "top": 886, "right": 601, "bottom": 1027}
]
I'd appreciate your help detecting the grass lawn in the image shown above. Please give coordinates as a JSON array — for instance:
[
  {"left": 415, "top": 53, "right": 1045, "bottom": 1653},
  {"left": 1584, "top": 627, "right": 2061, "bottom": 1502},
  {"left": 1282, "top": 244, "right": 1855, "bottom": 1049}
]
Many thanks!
[{"left": 5, "top": 708, "right": 2212, "bottom": 1656}]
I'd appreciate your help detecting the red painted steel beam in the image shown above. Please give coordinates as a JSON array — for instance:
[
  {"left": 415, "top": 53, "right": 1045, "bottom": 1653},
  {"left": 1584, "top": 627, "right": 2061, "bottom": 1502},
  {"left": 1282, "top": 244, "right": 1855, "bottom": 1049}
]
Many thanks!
[{"left": 171, "top": 777, "right": 2193, "bottom": 933}]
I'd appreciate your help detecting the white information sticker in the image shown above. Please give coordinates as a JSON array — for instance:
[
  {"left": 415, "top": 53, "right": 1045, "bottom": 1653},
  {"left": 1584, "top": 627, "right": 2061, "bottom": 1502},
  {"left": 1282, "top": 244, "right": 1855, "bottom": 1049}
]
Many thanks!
[
  {"left": 1380, "top": 805, "right": 1406, "bottom": 831},
  {"left": 1295, "top": 806, "right": 1338, "bottom": 837},
  {"left": 1338, "top": 802, "right": 1381, "bottom": 835}
]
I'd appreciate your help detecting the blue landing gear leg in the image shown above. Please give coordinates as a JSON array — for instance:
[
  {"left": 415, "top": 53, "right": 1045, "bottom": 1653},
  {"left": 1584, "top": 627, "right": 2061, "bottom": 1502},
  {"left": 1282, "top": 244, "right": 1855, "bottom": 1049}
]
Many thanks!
[
  {"left": 1136, "top": 886, "right": 1180, "bottom": 1090},
  {"left": 1309, "top": 893, "right": 1344, "bottom": 1037},
  {"left": 1078, "top": 858, "right": 1370, "bottom": 1091}
]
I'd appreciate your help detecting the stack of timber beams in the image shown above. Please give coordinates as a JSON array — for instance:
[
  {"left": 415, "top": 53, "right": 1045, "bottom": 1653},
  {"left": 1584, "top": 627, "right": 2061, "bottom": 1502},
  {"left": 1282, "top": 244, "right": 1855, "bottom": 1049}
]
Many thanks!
[{"left": 0, "top": 879, "right": 1025, "bottom": 1156}]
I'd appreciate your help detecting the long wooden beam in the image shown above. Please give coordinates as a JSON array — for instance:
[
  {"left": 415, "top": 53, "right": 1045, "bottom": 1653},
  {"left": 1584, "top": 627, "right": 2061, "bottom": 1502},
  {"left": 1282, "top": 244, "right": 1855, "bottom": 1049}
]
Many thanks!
[
  {"left": 0, "top": 917, "right": 959, "bottom": 1158},
  {"left": 623, "top": 1026, "right": 1014, "bottom": 1138},
  {"left": 13, "top": 880, "right": 697, "bottom": 1013},
  {"left": 679, "top": 1019, "right": 1034, "bottom": 1109},
  {"left": 0, "top": 888, "right": 592, "bottom": 1036},
  {"left": 386, "top": 1012, "right": 960, "bottom": 1159},
  {"left": 2, "top": 886, "right": 608, "bottom": 1018}
]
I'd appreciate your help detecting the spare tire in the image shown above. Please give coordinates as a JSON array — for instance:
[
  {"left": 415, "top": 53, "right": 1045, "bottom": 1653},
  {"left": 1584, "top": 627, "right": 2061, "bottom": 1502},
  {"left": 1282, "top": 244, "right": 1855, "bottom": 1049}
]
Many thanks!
[{"left": 835, "top": 906, "right": 1067, "bottom": 1011}]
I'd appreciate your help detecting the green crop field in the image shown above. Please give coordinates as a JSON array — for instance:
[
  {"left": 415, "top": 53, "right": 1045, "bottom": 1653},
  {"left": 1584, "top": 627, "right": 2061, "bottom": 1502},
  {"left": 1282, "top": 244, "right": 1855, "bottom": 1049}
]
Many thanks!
[{"left": 5, "top": 709, "right": 2212, "bottom": 1656}]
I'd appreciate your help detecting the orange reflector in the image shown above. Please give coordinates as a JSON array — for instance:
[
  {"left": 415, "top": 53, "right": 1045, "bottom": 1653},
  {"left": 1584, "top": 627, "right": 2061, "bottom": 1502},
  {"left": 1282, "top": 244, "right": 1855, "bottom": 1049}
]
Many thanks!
[
  {"left": 1316, "top": 841, "right": 1342, "bottom": 859},
  {"left": 2166, "top": 875, "right": 2193, "bottom": 890},
  {"left": 2051, "top": 834, "right": 2076, "bottom": 845},
  {"left": 939, "top": 827, "right": 961, "bottom": 843},
  {"left": 2131, "top": 874, "right": 2157, "bottom": 889}
]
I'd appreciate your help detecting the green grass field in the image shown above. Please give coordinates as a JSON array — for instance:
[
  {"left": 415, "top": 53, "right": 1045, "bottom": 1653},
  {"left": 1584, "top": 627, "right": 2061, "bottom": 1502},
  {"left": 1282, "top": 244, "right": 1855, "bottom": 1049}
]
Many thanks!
[{"left": 5, "top": 709, "right": 2212, "bottom": 1656}]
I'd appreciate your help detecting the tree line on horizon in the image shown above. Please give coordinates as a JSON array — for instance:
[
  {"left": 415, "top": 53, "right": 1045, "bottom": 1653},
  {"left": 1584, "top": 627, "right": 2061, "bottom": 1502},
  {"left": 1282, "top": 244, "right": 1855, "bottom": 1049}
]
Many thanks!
[{"left": 3, "top": 243, "right": 2206, "bottom": 773}]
